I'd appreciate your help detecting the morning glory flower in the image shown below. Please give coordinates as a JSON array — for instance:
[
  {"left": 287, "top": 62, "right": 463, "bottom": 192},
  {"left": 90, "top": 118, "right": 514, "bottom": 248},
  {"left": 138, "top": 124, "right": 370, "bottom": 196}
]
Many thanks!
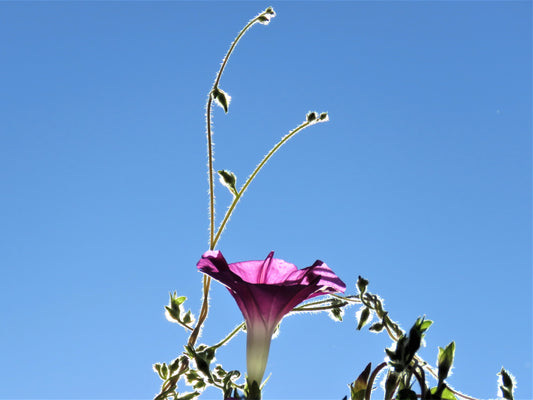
[{"left": 197, "top": 250, "right": 346, "bottom": 389}]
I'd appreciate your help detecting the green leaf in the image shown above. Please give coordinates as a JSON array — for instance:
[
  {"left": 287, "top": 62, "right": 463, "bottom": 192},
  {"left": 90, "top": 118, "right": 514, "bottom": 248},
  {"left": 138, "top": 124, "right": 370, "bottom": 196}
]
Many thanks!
[
  {"left": 369, "top": 322, "right": 384, "bottom": 333},
  {"left": 153, "top": 363, "right": 165, "bottom": 380},
  {"left": 498, "top": 368, "right": 515, "bottom": 400},
  {"left": 169, "top": 357, "right": 183, "bottom": 374},
  {"left": 217, "top": 170, "right": 238, "bottom": 196},
  {"left": 356, "top": 307, "right": 371, "bottom": 330},
  {"left": 212, "top": 87, "right": 231, "bottom": 113},
  {"left": 350, "top": 363, "right": 371, "bottom": 400},
  {"left": 176, "top": 392, "right": 200, "bottom": 400},
  {"left": 384, "top": 370, "right": 400, "bottom": 400},
  {"left": 306, "top": 111, "right": 318, "bottom": 122},
  {"left": 430, "top": 386, "right": 457, "bottom": 400},
  {"left": 319, "top": 112, "right": 329, "bottom": 121},
  {"left": 165, "top": 306, "right": 180, "bottom": 322},
  {"left": 214, "top": 364, "right": 226, "bottom": 378},
  {"left": 183, "top": 310, "right": 193, "bottom": 325},
  {"left": 397, "top": 388, "right": 417, "bottom": 400},
  {"left": 193, "top": 379, "right": 206, "bottom": 390},
  {"left": 437, "top": 341, "right": 455, "bottom": 382},
  {"left": 160, "top": 363, "right": 169, "bottom": 380},
  {"left": 330, "top": 306, "right": 344, "bottom": 322}
]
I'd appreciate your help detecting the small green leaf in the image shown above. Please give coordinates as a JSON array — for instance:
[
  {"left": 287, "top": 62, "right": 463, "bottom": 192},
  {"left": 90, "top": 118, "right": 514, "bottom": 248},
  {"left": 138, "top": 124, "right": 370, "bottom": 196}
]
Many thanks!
[
  {"left": 430, "top": 386, "right": 457, "bottom": 400},
  {"left": 193, "top": 379, "right": 206, "bottom": 390},
  {"left": 384, "top": 370, "right": 400, "bottom": 400},
  {"left": 437, "top": 341, "right": 455, "bottom": 382},
  {"left": 160, "top": 363, "right": 169, "bottom": 380},
  {"left": 350, "top": 363, "right": 371, "bottom": 400},
  {"left": 183, "top": 310, "right": 193, "bottom": 325},
  {"left": 214, "top": 365, "right": 226, "bottom": 378},
  {"left": 165, "top": 305, "right": 180, "bottom": 323},
  {"left": 356, "top": 307, "right": 371, "bottom": 330},
  {"left": 330, "top": 306, "right": 344, "bottom": 322},
  {"left": 212, "top": 87, "right": 231, "bottom": 113},
  {"left": 176, "top": 392, "right": 200, "bottom": 400},
  {"left": 498, "top": 368, "right": 515, "bottom": 400},
  {"left": 369, "top": 322, "right": 384, "bottom": 333},
  {"left": 319, "top": 112, "right": 329, "bottom": 121},
  {"left": 217, "top": 170, "right": 238, "bottom": 196},
  {"left": 153, "top": 363, "right": 164, "bottom": 379},
  {"left": 169, "top": 357, "right": 181, "bottom": 374}
]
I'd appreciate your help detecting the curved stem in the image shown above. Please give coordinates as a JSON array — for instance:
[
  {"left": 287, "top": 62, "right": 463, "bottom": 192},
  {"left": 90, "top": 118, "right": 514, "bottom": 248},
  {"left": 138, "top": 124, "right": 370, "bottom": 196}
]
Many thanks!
[
  {"left": 212, "top": 120, "right": 313, "bottom": 247},
  {"left": 366, "top": 362, "right": 387, "bottom": 400},
  {"left": 192, "top": 7, "right": 275, "bottom": 350},
  {"left": 212, "top": 322, "right": 246, "bottom": 349},
  {"left": 415, "top": 357, "right": 480, "bottom": 400},
  {"left": 206, "top": 7, "right": 272, "bottom": 250}
]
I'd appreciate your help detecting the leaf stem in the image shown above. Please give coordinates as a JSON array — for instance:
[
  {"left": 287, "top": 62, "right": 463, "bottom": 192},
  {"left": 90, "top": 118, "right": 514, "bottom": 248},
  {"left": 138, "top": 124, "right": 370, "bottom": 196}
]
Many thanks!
[
  {"left": 206, "top": 8, "right": 274, "bottom": 250},
  {"left": 212, "top": 119, "right": 317, "bottom": 247},
  {"left": 212, "top": 322, "right": 246, "bottom": 349}
]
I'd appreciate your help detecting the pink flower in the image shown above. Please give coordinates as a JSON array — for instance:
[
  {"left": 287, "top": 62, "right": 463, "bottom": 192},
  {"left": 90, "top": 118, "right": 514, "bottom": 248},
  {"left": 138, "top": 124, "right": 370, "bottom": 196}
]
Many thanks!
[{"left": 197, "top": 250, "right": 346, "bottom": 386}]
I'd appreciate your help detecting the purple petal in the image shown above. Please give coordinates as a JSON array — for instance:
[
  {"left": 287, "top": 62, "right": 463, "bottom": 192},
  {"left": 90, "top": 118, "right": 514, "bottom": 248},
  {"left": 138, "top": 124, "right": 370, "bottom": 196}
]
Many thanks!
[{"left": 197, "top": 251, "right": 346, "bottom": 328}]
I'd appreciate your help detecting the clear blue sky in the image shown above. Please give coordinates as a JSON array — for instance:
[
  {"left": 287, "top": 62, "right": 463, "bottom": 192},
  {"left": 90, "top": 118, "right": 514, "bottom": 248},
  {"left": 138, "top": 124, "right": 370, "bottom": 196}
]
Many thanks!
[{"left": 0, "top": 2, "right": 531, "bottom": 400}]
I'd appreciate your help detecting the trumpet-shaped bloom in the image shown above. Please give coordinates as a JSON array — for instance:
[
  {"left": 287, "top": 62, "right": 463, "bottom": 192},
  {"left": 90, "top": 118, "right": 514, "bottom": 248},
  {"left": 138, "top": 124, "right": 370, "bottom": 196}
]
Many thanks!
[{"left": 197, "top": 250, "right": 346, "bottom": 386}]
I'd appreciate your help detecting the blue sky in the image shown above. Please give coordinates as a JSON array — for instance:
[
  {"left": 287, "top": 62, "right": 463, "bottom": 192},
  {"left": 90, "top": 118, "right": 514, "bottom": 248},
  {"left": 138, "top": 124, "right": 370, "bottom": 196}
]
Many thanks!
[{"left": 0, "top": 2, "right": 531, "bottom": 400}]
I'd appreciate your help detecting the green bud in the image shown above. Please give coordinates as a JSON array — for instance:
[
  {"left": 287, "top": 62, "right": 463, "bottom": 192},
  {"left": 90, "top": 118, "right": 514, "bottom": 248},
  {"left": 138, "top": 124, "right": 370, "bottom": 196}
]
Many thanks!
[
  {"left": 257, "top": 7, "right": 276, "bottom": 25},
  {"left": 319, "top": 112, "right": 329, "bottom": 121},
  {"left": 437, "top": 341, "right": 456, "bottom": 382},
  {"left": 369, "top": 322, "right": 384, "bottom": 333},
  {"left": 356, "top": 307, "right": 371, "bottom": 330},
  {"left": 212, "top": 87, "right": 231, "bottom": 113},
  {"left": 356, "top": 276, "right": 369, "bottom": 296},
  {"left": 306, "top": 111, "right": 318, "bottom": 122},
  {"left": 217, "top": 170, "right": 238, "bottom": 196}
]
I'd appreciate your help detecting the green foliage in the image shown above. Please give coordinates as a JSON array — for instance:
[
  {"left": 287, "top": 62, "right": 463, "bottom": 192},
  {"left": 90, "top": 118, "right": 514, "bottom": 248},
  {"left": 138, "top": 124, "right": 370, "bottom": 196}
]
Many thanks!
[
  {"left": 212, "top": 87, "right": 231, "bottom": 113},
  {"left": 430, "top": 386, "right": 457, "bottom": 400},
  {"left": 498, "top": 368, "right": 515, "bottom": 400},
  {"left": 329, "top": 298, "right": 348, "bottom": 321},
  {"left": 154, "top": 7, "right": 517, "bottom": 400},
  {"left": 218, "top": 170, "right": 238, "bottom": 196},
  {"left": 356, "top": 307, "right": 371, "bottom": 330},
  {"left": 349, "top": 363, "right": 371, "bottom": 400},
  {"left": 437, "top": 342, "right": 455, "bottom": 382},
  {"left": 165, "top": 292, "right": 195, "bottom": 331}
]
